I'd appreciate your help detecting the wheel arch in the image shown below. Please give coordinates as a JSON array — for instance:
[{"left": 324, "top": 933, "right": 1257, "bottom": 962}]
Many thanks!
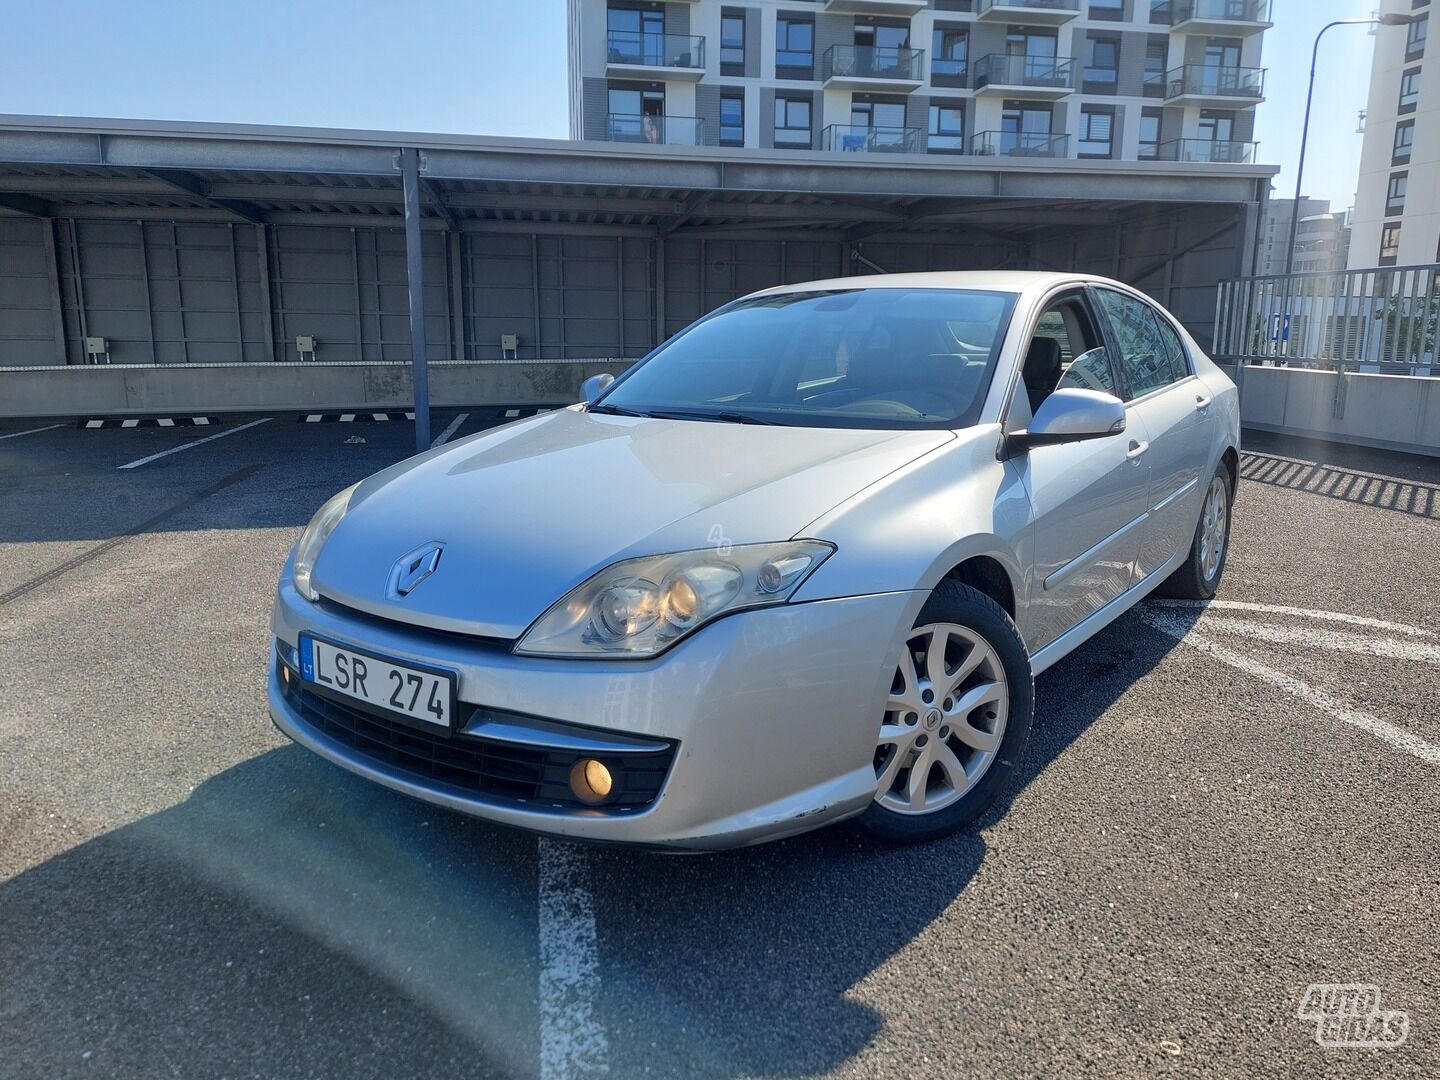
[{"left": 941, "top": 554, "right": 1017, "bottom": 619}]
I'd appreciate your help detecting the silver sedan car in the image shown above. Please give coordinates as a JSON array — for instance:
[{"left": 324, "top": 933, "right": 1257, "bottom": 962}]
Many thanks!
[{"left": 268, "top": 272, "right": 1238, "bottom": 849}]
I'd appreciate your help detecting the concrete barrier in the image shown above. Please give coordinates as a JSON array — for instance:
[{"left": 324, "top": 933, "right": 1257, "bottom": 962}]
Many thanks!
[
  {"left": 0, "top": 360, "right": 635, "bottom": 418},
  {"left": 1231, "top": 365, "right": 1440, "bottom": 459}
]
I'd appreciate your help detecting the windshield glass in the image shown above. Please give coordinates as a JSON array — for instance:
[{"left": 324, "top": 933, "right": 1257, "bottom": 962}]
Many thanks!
[{"left": 598, "top": 288, "right": 1017, "bottom": 429}]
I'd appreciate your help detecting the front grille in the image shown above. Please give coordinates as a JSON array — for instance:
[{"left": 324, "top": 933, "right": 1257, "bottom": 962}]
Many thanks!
[{"left": 280, "top": 666, "right": 673, "bottom": 813}]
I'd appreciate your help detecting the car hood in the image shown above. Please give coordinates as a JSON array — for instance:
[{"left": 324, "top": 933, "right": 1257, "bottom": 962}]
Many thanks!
[{"left": 311, "top": 408, "right": 952, "bottom": 639}]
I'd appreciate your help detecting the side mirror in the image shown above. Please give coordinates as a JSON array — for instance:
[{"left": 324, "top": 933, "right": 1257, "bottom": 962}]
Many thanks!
[
  {"left": 580, "top": 372, "right": 615, "bottom": 404},
  {"left": 1005, "top": 387, "right": 1126, "bottom": 457}
]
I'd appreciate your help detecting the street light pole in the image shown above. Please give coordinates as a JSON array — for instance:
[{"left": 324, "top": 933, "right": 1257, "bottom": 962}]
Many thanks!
[{"left": 1285, "top": 14, "right": 1423, "bottom": 275}]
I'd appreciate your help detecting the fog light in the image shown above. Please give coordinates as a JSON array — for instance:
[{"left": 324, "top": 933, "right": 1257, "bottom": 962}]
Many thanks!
[
  {"left": 280, "top": 665, "right": 291, "bottom": 686},
  {"left": 569, "top": 758, "right": 614, "bottom": 805}
]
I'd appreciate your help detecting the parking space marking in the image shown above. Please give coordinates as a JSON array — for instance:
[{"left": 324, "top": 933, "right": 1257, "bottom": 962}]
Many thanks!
[
  {"left": 1153, "top": 598, "right": 1435, "bottom": 638},
  {"left": 0, "top": 423, "right": 64, "bottom": 441},
  {"left": 430, "top": 412, "right": 470, "bottom": 448},
  {"left": 537, "top": 838, "right": 607, "bottom": 1080},
  {"left": 1140, "top": 605, "right": 1440, "bottom": 768},
  {"left": 1199, "top": 615, "right": 1440, "bottom": 665},
  {"left": 116, "top": 417, "right": 273, "bottom": 470}
]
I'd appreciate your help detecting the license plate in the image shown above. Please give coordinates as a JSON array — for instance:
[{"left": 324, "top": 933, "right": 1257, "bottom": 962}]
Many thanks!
[{"left": 299, "top": 635, "right": 455, "bottom": 729}]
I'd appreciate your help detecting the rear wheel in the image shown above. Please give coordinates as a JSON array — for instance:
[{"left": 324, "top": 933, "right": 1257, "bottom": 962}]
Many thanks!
[
  {"left": 857, "top": 581, "right": 1033, "bottom": 844},
  {"left": 1156, "top": 463, "right": 1233, "bottom": 600}
]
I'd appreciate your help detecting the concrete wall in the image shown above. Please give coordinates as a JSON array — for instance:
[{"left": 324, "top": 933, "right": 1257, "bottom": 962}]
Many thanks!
[
  {"left": 1234, "top": 365, "right": 1440, "bottom": 459},
  {"left": 0, "top": 361, "right": 627, "bottom": 419}
]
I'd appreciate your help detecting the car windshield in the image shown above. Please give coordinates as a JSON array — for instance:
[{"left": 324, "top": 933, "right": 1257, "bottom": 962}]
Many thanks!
[{"left": 597, "top": 288, "right": 1018, "bottom": 429}]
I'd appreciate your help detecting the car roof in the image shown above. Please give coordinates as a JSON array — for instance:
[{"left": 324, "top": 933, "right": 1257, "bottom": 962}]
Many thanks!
[{"left": 748, "top": 270, "right": 1115, "bottom": 299}]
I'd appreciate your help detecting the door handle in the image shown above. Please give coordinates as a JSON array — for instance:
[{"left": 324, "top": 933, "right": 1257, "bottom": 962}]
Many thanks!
[
  {"left": 1195, "top": 394, "right": 1213, "bottom": 411},
  {"left": 1126, "top": 439, "right": 1150, "bottom": 461}
]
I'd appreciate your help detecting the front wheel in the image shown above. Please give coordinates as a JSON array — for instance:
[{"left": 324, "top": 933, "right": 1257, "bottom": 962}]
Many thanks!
[
  {"left": 1155, "top": 463, "right": 1233, "bottom": 600},
  {"left": 857, "top": 581, "right": 1034, "bottom": 844}
]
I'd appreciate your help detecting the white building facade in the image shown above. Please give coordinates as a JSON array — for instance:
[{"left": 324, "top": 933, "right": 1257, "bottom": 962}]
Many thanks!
[
  {"left": 1351, "top": 0, "right": 1435, "bottom": 268},
  {"left": 568, "top": 0, "right": 1270, "bottom": 164}
]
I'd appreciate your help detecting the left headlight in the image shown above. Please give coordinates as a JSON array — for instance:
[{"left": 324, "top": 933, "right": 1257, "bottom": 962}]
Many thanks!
[
  {"left": 514, "top": 540, "right": 835, "bottom": 659},
  {"left": 292, "top": 483, "right": 359, "bottom": 601}
]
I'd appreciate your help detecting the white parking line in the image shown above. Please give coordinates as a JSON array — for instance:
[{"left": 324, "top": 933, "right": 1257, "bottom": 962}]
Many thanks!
[
  {"left": 116, "top": 417, "right": 273, "bottom": 470},
  {"left": 1140, "top": 606, "right": 1440, "bottom": 768},
  {"left": 0, "top": 423, "right": 64, "bottom": 441},
  {"left": 1200, "top": 615, "right": 1440, "bottom": 666},
  {"left": 430, "top": 412, "right": 469, "bottom": 448},
  {"left": 537, "top": 838, "right": 607, "bottom": 1080},
  {"left": 1152, "top": 598, "right": 1435, "bottom": 638}
]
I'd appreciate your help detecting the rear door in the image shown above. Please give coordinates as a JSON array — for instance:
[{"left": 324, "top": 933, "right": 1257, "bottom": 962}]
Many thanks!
[{"left": 1091, "top": 287, "right": 1213, "bottom": 582}]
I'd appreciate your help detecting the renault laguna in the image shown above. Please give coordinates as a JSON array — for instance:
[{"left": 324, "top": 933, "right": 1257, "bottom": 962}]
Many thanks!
[{"left": 268, "top": 272, "right": 1238, "bottom": 849}]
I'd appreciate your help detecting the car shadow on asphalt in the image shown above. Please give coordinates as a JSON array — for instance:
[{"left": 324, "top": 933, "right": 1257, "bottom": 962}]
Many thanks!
[{"left": 0, "top": 605, "right": 1202, "bottom": 1080}]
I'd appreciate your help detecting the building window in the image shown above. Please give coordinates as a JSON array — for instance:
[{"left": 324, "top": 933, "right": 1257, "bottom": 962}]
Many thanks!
[
  {"left": 1078, "top": 105, "right": 1114, "bottom": 158},
  {"left": 1138, "top": 107, "right": 1162, "bottom": 159},
  {"left": 1198, "top": 109, "right": 1235, "bottom": 143},
  {"left": 720, "top": 10, "right": 746, "bottom": 74},
  {"left": 776, "top": 16, "right": 814, "bottom": 78},
  {"left": 1394, "top": 118, "right": 1415, "bottom": 163},
  {"left": 1000, "top": 101, "right": 1053, "bottom": 155},
  {"left": 927, "top": 102, "right": 965, "bottom": 153},
  {"left": 932, "top": 27, "right": 969, "bottom": 85},
  {"left": 1143, "top": 39, "right": 1167, "bottom": 97},
  {"left": 1150, "top": 0, "right": 1172, "bottom": 21},
  {"left": 1406, "top": 15, "right": 1427, "bottom": 61},
  {"left": 720, "top": 92, "right": 744, "bottom": 146},
  {"left": 1387, "top": 171, "right": 1409, "bottom": 215},
  {"left": 1090, "top": 0, "right": 1124, "bottom": 21},
  {"left": 1379, "top": 222, "right": 1402, "bottom": 265},
  {"left": 607, "top": 86, "right": 665, "bottom": 142},
  {"left": 1084, "top": 35, "right": 1120, "bottom": 90},
  {"left": 1399, "top": 67, "right": 1422, "bottom": 113},
  {"left": 774, "top": 94, "right": 811, "bottom": 146},
  {"left": 606, "top": 6, "right": 665, "bottom": 66}
]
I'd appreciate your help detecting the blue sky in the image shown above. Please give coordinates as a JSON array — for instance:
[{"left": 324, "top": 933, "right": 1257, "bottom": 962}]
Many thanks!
[{"left": 0, "top": 0, "right": 1374, "bottom": 211}]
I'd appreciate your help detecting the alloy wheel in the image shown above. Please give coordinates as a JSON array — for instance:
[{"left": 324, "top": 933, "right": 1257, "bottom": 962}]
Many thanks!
[
  {"left": 1199, "top": 475, "right": 1229, "bottom": 583},
  {"left": 874, "top": 622, "right": 1009, "bottom": 816}
]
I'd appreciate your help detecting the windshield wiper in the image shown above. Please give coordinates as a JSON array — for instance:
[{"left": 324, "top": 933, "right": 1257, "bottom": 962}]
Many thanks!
[
  {"left": 646, "top": 408, "right": 782, "bottom": 426},
  {"left": 588, "top": 402, "right": 648, "bottom": 417}
]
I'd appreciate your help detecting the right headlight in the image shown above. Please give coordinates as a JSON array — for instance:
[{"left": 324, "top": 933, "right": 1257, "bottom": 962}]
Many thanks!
[
  {"left": 292, "top": 483, "right": 358, "bottom": 601},
  {"left": 514, "top": 539, "right": 835, "bottom": 659}
]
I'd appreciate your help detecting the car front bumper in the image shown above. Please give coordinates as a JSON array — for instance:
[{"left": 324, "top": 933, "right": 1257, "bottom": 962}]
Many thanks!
[{"left": 268, "top": 578, "right": 921, "bottom": 850}]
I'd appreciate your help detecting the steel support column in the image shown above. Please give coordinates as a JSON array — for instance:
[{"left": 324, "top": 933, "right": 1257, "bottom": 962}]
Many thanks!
[
  {"left": 400, "top": 147, "right": 431, "bottom": 451},
  {"left": 654, "top": 233, "right": 666, "bottom": 345}
]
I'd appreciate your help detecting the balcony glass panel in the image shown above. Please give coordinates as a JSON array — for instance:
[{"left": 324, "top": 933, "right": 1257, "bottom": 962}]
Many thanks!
[
  {"left": 1169, "top": 0, "right": 1272, "bottom": 24},
  {"left": 822, "top": 124, "right": 922, "bottom": 152},
  {"left": 606, "top": 31, "right": 706, "bottom": 69},
  {"left": 1154, "top": 138, "right": 1257, "bottom": 163},
  {"left": 969, "top": 131, "right": 1071, "bottom": 157},
  {"left": 977, "top": 0, "right": 1080, "bottom": 13},
  {"left": 973, "top": 53, "right": 1075, "bottom": 89},
  {"left": 821, "top": 44, "right": 924, "bottom": 81},
  {"left": 1165, "top": 64, "right": 1265, "bottom": 99},
  {"left": 606, "top": 114, "right": 706, "bottom": 146}
]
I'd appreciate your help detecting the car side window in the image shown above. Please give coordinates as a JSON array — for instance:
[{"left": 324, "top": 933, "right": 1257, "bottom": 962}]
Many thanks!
[
  {"left": 1096, "top": 289, "right": 1186, "bottom": 398},
  {"left": 1056, "top": 347, "right": 1118, "bottom": 396},
  {"left": 1151, "top": 313, "right": 1191, "bottom": 378}
]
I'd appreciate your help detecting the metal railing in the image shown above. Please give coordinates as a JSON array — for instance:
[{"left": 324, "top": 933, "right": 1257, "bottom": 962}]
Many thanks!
[
  {"left": 821, "top": 124, "right": 922, "bottom": 153},
  {"left": 977, "top": 0, "right": 1080, "bottom": 14},
  {"left": 605, "top": 113, "right": 706, "bottom": 146},
  {"left": 973, "top": 53, "right": 1075, "bottom": 90},
  {"left": 1214, "top": 264, "right": 1440, "bottom": 379},
  {"left": 969, "top": 130, "right": 1070, "bottom": 157},
  {"left": 605, "top": 31, "right": 705, "bottom": 69},
  {"left": 1171, "top": 0, "right": 1272, "bottom": 25},
  {"left": 1165, "top": 64, "right": 1266, "bottom": 100},
  {"left": 821, "top": 44, "right": 924, "bottom": 81},
  {"left": 1155, "top": 138, "right": 1258, "bottom": 163}
]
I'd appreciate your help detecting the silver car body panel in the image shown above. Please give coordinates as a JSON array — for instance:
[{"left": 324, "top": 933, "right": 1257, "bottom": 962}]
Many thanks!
[{"left": 269, "top": 271, "right": 1240, "bottom": 848}]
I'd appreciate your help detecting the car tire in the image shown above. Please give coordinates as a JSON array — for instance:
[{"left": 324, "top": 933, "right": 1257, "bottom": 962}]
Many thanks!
[
  {"left": 856, "top": 580, "right": 1034, "bottom": 845},
  {"left": 1155, "top": 462, "right": 1233, "bottom": 601}
]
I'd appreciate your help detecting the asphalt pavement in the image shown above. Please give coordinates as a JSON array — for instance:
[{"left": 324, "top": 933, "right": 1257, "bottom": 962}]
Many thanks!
[{"left": 1, "top": 413, "right": 1436, "bottom": 1079}]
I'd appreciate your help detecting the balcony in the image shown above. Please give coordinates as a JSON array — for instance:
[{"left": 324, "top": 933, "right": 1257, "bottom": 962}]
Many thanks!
[
  {"left": 1169, "top": 0, "right": 1273, "bottom": 36},
  {"left": 969, "top": 131, "right": 1071, "bottom": 158},
  {"left": 972, "top": 54, "right": 1075, "bottom": 98},
  {"left": 821, "top": 124, "right": 923, "bottom": 153},
  {"left": 976, "top": 0, "right": 1080, "bottom": 25},
  {"left": 1154, "top": 138, "right": 1258, "bottom": 163},
  {"left": 605, "top": 32, "right": 706, "bottom": 80},
  {"left": 821, "top": 45, "right": 925, "bottom": 90},
  {"left": 605, "top": 113, "right": 707, "bottom": 147},
  {"left": 1164, "top": 64, "right": 1265, "bottom": 105},
  {"left": 823, "top": 0, "right": 928, "bottom": 14}
]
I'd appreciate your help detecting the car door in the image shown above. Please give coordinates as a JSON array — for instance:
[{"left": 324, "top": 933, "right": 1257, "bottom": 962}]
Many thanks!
[
  {"left": 1009, "top": 294, "right": 1152, "bottom": 650},
  {"left": 1091, "top": 287, "right": 1212, "bottom": 582}
]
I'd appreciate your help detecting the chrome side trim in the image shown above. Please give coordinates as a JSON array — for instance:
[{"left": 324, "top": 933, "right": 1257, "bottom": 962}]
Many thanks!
[
  {"left": 1042, "top": 511, "right": 1149, "bottom": 591},
  {"left": 1152, "top": 474, "right": 1200, "bottom": 513}
]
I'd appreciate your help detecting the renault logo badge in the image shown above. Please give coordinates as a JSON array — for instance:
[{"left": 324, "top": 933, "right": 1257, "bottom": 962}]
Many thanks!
[{"left": 388, "top": 542, "right": 444, "bottom": 598}]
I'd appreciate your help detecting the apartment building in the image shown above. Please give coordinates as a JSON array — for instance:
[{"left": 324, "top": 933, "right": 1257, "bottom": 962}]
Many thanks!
[
  {"left": 1255, "top": 196, "right": 1355, "bottom": 275},
  {"left": 567, "top": 0, "right": 1270, "bottom": 163},
  {"left": 1351, "top": 0, "right": 1435, "bottom": 268}
]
